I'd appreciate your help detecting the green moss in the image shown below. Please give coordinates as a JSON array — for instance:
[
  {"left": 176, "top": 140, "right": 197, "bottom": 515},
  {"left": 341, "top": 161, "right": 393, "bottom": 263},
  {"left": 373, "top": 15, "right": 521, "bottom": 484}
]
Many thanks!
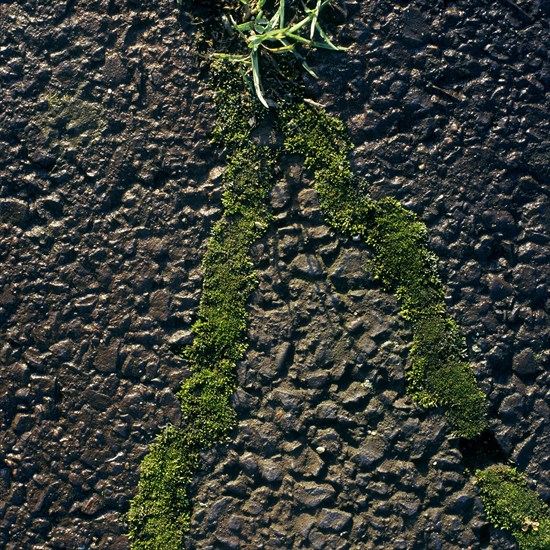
[
  {"left": 130, "top": 40, "right": 494, "bottom": 547},
  {"left": 278, "top": 102, "right": 488, "bottom": 437},
  {"left": 128, "top": 66, "right": 276, "bottom": 549},
  {"left": 222, "top": 146, "right": 277, "bottom": 218},
  {"left": 178, "top": 366, "right": 238, "bottom": 443},
  {"left": 476, "top": 466, "right": 550, "bottom": 550},
  {"left": 366, "top": 199, "right": 442, "bottom": 303},
  {"left": 185, "top": 147, "right": 277, "bottom": 371},
  {"left": 127, "top": 426, "right": 198, "bottom": 550},
  {"left": 210, "top": 60, "right": 263, "bottom": 148},
  {"left": 280, "top": 102, "right": 352, "bottom": 172},
  {"left": 278, "top": 103, "right": 377, "bottom": 235}
]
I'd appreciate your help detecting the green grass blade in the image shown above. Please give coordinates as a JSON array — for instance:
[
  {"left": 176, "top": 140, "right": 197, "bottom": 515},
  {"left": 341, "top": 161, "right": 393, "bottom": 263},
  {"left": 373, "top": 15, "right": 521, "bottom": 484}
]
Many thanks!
[
  {"left": 264, "top": 43, "right": 295, "bottom": 53},
  {"left": 310, "top": 39, "right": 342, "bottom": 51},
  {"left": 235, "top": 21, "right": 255, "bottom": 32},
  {"left": 296, "top": 56, "right": 318, "bottom": 79},
  {"left": 284, "top": 32, "right": 313, "bottom": 45},
  {"left": 288, "top": 14, "right": 314, "bottom": 35},
  {"left": 315, "top": 22, "right": 348, "bottom": 50},
  {"left": 257, "top": 28, "right": 286, "bottom": 41},
  {"left": 251, "top": 50, "right": 269, "bottom": 108},
  {"left": 283, "top": 41, "right": 318, "bottom": 79},
  {"left": 310, "top": 0, "right": 322, "bottom": 39},
  {"left": 211, "top": 53, "right": 250, "bottom": 63},
  {"left": 278, "top": 0, "right": 285, "bottom": 29}
]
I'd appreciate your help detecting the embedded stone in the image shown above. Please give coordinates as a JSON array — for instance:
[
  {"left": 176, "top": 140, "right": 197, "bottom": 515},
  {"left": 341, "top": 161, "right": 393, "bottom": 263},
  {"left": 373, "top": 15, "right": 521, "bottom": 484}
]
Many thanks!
[
  {"left": 513, "top": 349, "right": 538, "bottom": 375},
  {"left": 318, "top": 509, "right": 352, "bottom": 531},
  {"left": 0, "top": 198, "right": 29, "bottom": 225},
  {"left": 354, "top": 439, "right": 385, "bottom": 468},
  {"left": 93, "top": 341, "right": 119, "bottom": 373},
  {"left": 290, "top": 255, "right": 324, "bottom": 279},
  {"left": 294, "top": 482, "right": 336, "bottom": 508}
]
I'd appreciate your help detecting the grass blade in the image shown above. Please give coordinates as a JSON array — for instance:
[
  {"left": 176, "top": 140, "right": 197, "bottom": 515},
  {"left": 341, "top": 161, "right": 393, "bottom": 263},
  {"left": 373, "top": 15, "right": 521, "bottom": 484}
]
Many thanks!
[
  {"left": 278, "top": 0, "right": 285, "bottom": 29},
  {"left": 235, "top": 21, "right": 255, "bottom": 32},
  {"left": 264, "top": 43, "right": 295, "bottom": 53},
  {"left": 315, "top": 22, "right": 347, "bottom": 50},
  {"left": 288, "top": 14, "right": 314, "bottom": 35},
  {"left": 211, "top": 53, "right": 250, "bottom": 63},
  {"left": 280, "top": 38, "right": 318, "bottom": 79},
  {"left": 310, "top": 0, "right": 321, "bottom": 39},
  {"left": 284, "top": 32, "right": 314, "bottom": 45},
  {"left": 251, "top": 50, "right": 269, "bottom": 108},
  {"left": 212, "top": 0, "right": 345, "bottom": 107}
]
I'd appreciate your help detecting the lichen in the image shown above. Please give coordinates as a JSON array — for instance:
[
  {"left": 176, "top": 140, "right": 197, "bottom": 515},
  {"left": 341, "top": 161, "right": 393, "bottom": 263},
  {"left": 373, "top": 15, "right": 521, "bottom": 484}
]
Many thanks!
[{"left": 40, "top": 91, "right": 106, "bottom": 149}]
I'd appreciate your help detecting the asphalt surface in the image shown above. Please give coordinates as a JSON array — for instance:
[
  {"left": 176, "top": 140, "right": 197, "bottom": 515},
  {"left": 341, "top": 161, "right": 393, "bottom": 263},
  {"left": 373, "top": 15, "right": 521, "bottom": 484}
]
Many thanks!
[{"left": 0, "top": 0, "right": 548, "bottom": 548}]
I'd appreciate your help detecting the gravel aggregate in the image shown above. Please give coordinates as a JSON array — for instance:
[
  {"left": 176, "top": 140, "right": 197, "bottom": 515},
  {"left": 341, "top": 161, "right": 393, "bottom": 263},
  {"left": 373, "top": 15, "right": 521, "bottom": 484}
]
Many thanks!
[{"left": 0, "top": 0, "right": 548, "bottom": 548}]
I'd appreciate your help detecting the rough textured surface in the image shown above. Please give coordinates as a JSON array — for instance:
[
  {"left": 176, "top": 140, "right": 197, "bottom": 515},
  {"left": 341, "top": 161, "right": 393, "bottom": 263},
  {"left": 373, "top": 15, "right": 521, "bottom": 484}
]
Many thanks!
[
  {"left": 0, "top": 0, "right": 549, "bottom": 549},
  {"left": 0, "top": 2, "right": 219, "bottom": 548}
]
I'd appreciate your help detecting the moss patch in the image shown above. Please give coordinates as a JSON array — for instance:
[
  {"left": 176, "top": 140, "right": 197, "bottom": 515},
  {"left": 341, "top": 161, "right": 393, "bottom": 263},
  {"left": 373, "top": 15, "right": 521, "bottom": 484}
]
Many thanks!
[
  {"left": 127, "top": 4, "right": 545, "bottom": 547},
  {"left": 476, "top": 466, "right": 550, "bottom": 550},
  {"left": 278, "top": 102, "right": 488, "bottom": 438},
  {"left": 129, "top": 72, "right": 490, "bottom": 549},
  {"left": 127, "top": 64, "right": 277, "bottom": 549}
]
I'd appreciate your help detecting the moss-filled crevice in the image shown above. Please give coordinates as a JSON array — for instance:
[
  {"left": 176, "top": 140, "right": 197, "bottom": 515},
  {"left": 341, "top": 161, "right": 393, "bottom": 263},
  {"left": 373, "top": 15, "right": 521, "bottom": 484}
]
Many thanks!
[
  {"left": 127, "top": 427, "right": 198, "bottom": 548},
  {"left": 184, "top": 147, "right": 277, "bottom": 371},
  {"left": 278, "top": 100, "right": 549, "bottom": 547},
  {"left": 278, "top": 102, "right": 488, "bottom": 438},
  {"left": 127, "top": 65, "right": 278, "bottom": 549}
]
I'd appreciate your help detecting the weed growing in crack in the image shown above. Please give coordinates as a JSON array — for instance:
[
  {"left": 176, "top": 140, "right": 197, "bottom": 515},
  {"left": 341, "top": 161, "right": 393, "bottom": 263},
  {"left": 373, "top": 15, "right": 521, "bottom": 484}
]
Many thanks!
[
  {"left": 278, "top": 102, "right": 488, "bottom": 438},
  {"left": 127, "top": 66, "right": 278, "bottom": 549},
  {"left": 213, "top": 0, "right": 346, "bottom": 107}
]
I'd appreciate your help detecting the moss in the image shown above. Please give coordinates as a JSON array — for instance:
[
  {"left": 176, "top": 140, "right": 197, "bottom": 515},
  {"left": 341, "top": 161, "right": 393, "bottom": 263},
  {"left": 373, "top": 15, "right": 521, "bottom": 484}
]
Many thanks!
[
  {"left": 130, "top": 33, "right": 493, "bottom": 547},
  {"left": 127, "top": 426, "right": 198, "bottom": 550},
  {"left": 185, "top": 146, "right": 277, "bottom": 370},
  {"left": 178, "top": 366, "right": 238, "bottom": 444},
  {"left": 128, "top": 66, "right": 276, "bottom": 548},
  {"left": 366, "top": 199, "right": 442, "bottom": 302},
  {"left": 222, "top": 146, "right": 277, "bottom": 218},
  {"left": 210, "top": 60, "right": 263, "bottom": 148},
  {"left": 368, "top": 201, "right": 488, "bottom": 437},
  {"left": 279, "top": 102, "right": 352, "bottom": 172},
  {"left": 476, "top": 466, "right": 550, "bottom": 550},
  {"left": 278, "top": 101, "right": 488, "bottom": 437},
  {"left": 278, "top": 102, "right": 377, "bottom": 235},
  {"left": 129, "top": 80, "right": 490, "bottom": 547}
]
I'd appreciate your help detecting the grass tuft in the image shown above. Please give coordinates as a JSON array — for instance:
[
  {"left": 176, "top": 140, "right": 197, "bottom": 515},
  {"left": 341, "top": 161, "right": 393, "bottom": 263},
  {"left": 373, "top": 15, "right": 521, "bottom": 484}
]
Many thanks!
[{"left": 213, "top": 0, "right": 347, "bottom": 107}]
